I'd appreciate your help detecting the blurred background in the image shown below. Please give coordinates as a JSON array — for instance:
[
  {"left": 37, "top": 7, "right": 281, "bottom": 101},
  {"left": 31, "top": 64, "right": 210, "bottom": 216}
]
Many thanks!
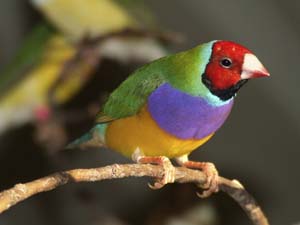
[{"left": 0, "top": 0, "right": 299, "bottom": 225}]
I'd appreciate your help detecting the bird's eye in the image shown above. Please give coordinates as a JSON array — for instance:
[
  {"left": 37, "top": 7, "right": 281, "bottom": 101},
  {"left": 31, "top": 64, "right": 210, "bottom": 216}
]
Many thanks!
[{"left": 220, "top": 58, "right": 232, "bottom": 68}]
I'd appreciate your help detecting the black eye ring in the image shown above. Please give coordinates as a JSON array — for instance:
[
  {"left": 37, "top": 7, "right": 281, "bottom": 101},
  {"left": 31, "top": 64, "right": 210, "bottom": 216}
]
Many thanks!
[{"left": 220, "top": 58, "right": 232, "bottom": 68}]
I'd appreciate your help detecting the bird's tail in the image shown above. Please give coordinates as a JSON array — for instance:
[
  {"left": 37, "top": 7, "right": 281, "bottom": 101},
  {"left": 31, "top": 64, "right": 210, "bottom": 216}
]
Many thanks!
[{"left": 66, "top": 124, "right": 106, "bottom": 149}]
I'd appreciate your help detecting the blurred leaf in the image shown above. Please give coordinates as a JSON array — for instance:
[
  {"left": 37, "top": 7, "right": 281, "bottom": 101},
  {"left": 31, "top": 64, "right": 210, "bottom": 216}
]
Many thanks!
[
  {"left": 113, "top": 0, "right": 158, "bottom": 29},
  {"left": 31, "top": 0, "right": 135, "bottom": 39},
  {"left": 0, "top": 22, "right": 54, "bottom": 95}
]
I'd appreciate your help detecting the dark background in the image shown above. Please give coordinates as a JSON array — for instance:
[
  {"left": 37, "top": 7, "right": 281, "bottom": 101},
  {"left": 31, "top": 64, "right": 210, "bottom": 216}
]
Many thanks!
[{"left": 0, "top": 1, "right": 299, "bottom": 225}]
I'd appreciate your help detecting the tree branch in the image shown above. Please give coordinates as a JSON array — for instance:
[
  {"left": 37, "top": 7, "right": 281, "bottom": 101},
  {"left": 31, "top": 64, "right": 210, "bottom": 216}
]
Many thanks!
[{"left": 0, "top": 164, "right": 269, "bottom": 225}]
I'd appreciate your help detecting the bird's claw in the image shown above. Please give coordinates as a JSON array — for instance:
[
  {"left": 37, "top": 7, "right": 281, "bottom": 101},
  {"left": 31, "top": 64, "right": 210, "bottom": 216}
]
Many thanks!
[
  {"left": 197, "top": 164, "right": 219, "bottom": 198},
  {"left": 197, "top": 162, "right": 219, "bottom": 198},
  {"left": 183, "top": 161, "right": 219, "bottom": 198},
  {"left": 136, "top": 156, "right": 175, "bottom": 189}
]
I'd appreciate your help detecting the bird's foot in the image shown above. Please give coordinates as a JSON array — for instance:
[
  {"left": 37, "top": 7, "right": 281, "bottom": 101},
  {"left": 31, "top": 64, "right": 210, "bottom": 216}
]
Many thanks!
[
  {"left": 136, "top": 156, "right": 176, "bottom": 189},
  {"left": 182, "top": 161, "right": 219, "bottom": 198}
]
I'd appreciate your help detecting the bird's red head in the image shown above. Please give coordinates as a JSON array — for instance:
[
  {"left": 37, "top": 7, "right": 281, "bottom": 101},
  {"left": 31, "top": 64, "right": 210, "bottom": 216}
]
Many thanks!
[{"left": 203, "top": 41, "right": 269, "bottom": 100}]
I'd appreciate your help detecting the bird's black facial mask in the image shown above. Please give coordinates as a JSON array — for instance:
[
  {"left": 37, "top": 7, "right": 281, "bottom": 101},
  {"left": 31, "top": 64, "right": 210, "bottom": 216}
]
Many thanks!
[{"left": 202, "top": 74, "right": 248, "bottom": 101}]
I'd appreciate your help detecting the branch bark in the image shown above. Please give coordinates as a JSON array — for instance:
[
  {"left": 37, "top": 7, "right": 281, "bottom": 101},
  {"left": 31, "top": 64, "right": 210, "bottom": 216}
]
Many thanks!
[{"left": 0, "top": 164, "right": 269, "bottom": 225}]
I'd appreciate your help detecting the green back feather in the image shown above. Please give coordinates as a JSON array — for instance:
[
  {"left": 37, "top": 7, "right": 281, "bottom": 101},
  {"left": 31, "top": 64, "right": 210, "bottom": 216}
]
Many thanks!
[
  {"left": 99, "top": 69, "right": 166, "bottom": 121},
  {"left": 0, "top": 23, "right": 54, "bottom": 96}
]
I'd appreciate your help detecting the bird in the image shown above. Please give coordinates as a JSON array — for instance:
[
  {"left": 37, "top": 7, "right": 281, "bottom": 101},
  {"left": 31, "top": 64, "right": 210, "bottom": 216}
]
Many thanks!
[{"left": 67, "top": 40, "right": 270, "bottom": 197}]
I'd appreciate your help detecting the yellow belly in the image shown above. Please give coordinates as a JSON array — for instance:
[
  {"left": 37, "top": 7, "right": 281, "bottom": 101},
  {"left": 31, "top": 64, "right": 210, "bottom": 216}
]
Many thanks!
[{"left": 105, "top": 106, "right": 213, "bottom": 158}]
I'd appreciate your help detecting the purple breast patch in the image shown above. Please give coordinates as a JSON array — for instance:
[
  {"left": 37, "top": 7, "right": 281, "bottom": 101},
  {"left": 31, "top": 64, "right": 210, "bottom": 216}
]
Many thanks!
[{"left": 147, "top": 83, "right": 234, "bottom": 140}]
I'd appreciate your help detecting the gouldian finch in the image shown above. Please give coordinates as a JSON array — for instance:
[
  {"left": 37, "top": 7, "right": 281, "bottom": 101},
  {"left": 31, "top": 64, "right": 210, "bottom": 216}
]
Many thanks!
[{"left": 68, "top": 40, "right": 270, "bottom": 196}]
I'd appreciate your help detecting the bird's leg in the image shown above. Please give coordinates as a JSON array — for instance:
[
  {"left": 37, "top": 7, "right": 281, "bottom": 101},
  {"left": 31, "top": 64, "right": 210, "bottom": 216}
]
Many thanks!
[
  {"left": 175, "top": 154, "right": 219, "bottom": 198},
  {"left": 132, "top": 148, "right": 175, "bottom": 189},
  {"left": 138, "top": 156, "right": 176, "bottom": 189}
]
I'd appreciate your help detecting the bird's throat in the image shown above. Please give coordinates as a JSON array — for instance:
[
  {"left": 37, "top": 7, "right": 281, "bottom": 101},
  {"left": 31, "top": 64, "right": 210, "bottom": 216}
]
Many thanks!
[{"left": 202, "top": 74, "right": 248, "bottom": 101}]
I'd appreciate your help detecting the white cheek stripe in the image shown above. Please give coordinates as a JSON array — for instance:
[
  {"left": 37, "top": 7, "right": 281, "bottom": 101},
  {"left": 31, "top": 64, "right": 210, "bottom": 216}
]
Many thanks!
[{"left": 241, "top": 53, "right": 265, "bottom": 79}]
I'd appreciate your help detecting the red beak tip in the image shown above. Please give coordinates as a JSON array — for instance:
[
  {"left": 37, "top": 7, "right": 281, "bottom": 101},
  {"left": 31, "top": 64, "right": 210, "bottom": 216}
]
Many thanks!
[
  {"left": 262, "top": 70, "right": 270, "bottom": 77},
  {"left": 257, "top": 67, "right": 270, "bottom": 78}
]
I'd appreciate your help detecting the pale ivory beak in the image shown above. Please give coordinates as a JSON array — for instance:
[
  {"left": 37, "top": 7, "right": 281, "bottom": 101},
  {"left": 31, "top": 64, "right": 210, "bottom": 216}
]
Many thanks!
[{"left": 241, "top": 53, "right": 270, "bottom": 79}]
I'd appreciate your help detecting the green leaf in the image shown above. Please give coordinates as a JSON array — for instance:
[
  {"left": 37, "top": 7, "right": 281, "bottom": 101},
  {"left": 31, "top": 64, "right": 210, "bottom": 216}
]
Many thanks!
[{"left": 0, "top": 22, "right": 54, "bottom": 95}]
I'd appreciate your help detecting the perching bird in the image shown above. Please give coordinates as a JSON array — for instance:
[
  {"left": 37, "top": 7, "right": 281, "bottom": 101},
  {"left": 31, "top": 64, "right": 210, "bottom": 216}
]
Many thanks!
[{"left": 68, "top": 40, "right": 270, "bottom": 197}]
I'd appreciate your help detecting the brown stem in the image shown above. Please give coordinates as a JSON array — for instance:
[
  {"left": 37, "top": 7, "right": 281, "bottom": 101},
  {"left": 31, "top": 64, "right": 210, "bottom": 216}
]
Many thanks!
[
  {"left": 0, "top": 164, "right": 269, "bottom": 225},
  {"left": 219, "top": 178, "right": 269, "bottom": 225}
]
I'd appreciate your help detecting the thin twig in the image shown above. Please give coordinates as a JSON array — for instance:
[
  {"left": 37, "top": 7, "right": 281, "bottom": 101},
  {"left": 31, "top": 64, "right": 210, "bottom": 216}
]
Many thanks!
[{"left": 0, "top": 164, "right": 269, "bottom": 225}]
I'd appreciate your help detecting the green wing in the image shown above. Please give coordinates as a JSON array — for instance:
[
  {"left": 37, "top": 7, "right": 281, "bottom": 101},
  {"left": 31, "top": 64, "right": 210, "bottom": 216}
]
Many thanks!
[
  {"left": 0, "top": 22, "right": 54, "bottom": 95},
  {"left": 96, "top": 65, "right": 166, "bottom": 122}
]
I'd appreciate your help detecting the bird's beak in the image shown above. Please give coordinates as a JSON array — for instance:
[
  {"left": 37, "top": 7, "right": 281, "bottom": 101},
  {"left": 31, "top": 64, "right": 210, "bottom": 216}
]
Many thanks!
[{"left": 241, "top": 53, "right": 270, "bottom": 79}]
